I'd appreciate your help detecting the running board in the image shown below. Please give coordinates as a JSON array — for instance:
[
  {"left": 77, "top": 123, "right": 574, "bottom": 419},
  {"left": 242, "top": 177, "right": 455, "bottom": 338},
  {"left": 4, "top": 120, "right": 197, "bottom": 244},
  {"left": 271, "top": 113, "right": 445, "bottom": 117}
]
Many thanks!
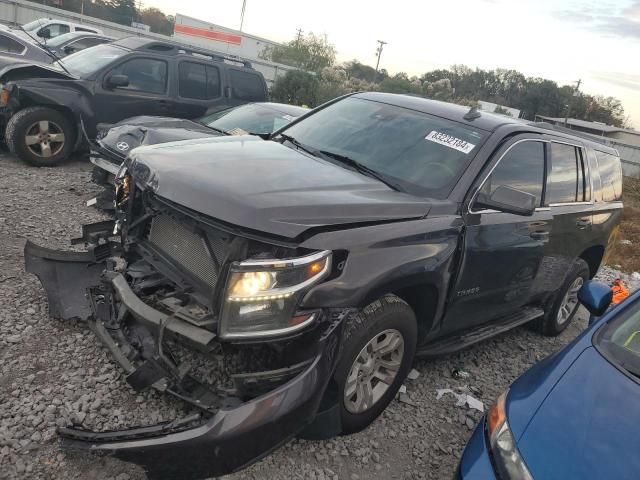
[{"left": 416, "top": 306, "right": 544, "bottom": 358}]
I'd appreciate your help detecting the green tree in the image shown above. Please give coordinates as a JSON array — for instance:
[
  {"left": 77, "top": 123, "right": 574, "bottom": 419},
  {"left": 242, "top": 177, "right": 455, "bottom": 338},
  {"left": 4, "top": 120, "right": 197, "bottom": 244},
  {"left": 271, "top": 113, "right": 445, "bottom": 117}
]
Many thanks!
[
  {"left": 108, "top": 0, "right": 137, "bottom": 25},
  {"left": 259, "top": 33, "right": 336, "bottom": 72},
  {"left": 139, "top": 7, "right": 174, "bottom": 35},
  {"left": 270, "top": 70, "right": 319, "bottom": 107}
]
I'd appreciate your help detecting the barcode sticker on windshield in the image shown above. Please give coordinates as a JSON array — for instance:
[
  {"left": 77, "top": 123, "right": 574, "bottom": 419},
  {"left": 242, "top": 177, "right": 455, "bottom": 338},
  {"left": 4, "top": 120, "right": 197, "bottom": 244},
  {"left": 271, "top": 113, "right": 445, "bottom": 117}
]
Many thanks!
[{"left": 425, "top": 131, "right": 476, "bottom": 154}]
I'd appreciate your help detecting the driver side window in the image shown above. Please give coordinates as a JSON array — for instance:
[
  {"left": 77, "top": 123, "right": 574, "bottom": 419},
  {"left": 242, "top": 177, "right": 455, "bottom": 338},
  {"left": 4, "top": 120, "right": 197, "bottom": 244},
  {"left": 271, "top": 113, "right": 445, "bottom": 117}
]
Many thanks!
[
  {"left": 478, "top": 140, "right": 545, "bottom": 208},
  {"left": 109, "top": 58, "right": 168, "bottom": 94}
]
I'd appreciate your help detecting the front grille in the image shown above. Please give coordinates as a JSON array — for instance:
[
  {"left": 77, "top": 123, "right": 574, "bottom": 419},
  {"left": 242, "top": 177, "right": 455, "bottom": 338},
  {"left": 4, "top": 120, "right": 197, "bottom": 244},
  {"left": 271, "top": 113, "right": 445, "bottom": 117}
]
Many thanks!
[{"left": 148, "top": 214, "right": 222, "bottom": 289}]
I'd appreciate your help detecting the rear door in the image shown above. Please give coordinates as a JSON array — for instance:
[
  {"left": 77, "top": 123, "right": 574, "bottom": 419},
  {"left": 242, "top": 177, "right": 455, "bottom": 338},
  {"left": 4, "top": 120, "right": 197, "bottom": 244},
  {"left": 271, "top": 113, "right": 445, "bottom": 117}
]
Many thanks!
[
  {"left": 443, "top": 137, "right": 552, "bottom": 333},
  {"left": 543, "top": 140, "right": 593, "bottom": 280},
  {"left": 172, "top": 60, "right": 224, "bottom": 118},
  {"left": 93, "top": 55, "right": 173, "bottom": 124}
]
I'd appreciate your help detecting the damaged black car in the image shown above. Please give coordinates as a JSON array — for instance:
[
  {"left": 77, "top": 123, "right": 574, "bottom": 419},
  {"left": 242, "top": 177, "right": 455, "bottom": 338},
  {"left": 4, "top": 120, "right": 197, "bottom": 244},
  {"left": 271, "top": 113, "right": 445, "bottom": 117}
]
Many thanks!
[
  {"left": 0, "top": 37, "right": 267, "bottom": 166},
  {"left": 24, "top": 92, "right": 622, "bottom": 479},
  {"left": 89, "top": 102, "right": 309, "bottom": 191}
]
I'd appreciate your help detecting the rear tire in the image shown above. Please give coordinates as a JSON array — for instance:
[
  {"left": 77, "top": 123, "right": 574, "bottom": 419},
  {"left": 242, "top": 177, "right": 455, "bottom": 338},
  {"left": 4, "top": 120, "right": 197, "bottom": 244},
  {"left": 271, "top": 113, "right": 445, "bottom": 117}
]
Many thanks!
[
  {"left": 6, "top": 107, "right": 75, "bottom": 167},
  {"left": 535, "top": 258, "right": 589, "bottom": 336},
  {"left": 335, "top": 295, "right": 417, "bottom": 434}
]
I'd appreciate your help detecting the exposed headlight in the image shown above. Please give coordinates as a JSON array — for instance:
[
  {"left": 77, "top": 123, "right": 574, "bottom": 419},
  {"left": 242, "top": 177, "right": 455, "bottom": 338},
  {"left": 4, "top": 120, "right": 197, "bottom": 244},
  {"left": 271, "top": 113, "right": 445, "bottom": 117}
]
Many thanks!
[
  {"left": 487, "top": 390, "right": 533, "bottom": 480},
  {"left": 219, "top": 250, "right": 331, "bottom": 339}
]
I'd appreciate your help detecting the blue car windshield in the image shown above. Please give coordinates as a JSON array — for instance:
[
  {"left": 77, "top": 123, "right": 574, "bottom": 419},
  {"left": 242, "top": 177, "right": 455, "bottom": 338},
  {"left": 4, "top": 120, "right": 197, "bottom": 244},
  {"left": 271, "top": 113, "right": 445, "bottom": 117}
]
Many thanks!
[{"left": 596, "top": 300, "right": 640, "bottom": 378}]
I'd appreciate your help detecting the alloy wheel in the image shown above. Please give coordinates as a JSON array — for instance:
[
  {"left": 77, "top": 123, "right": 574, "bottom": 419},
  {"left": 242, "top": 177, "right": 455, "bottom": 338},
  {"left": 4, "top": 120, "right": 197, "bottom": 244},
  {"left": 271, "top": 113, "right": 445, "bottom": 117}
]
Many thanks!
[
  {"left": 557, "top": 277, "right": 584, "bottom": 325},
  {"left": 344, "top": 329, "right": 404, "bottom": 414},
  {"left": 25, "top": 120, "right": 65, "bottom": 158}
]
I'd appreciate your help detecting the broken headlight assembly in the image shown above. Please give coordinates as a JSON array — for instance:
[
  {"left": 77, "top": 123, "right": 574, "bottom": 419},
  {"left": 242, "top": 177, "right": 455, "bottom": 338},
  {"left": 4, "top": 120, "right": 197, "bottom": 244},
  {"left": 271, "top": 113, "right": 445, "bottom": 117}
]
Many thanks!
[{"left": 219, "top": 250, "right": 331, "bottom": 339}]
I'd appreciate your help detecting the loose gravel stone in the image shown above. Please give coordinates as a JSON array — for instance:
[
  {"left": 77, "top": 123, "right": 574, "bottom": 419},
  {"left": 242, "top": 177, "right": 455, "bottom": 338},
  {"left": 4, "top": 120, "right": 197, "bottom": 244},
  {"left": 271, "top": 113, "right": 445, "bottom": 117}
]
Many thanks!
[{"left": 1, "top": 151, "right": 637, "bottom": 480}]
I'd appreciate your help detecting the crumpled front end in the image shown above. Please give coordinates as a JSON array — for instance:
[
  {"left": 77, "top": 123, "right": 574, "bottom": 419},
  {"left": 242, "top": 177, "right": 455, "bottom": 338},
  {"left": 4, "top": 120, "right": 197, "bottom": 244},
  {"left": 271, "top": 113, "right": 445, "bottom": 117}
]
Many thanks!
[{"left": 24, "top": 179, "right": 347, "bottom": 478}]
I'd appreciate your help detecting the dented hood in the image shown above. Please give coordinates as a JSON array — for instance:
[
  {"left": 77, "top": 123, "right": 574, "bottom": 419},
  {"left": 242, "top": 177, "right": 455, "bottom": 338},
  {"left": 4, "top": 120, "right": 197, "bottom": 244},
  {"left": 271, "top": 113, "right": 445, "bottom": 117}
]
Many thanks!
[
  {"left": 128, "top": 136, "right": 431, "bottom": 239},
  {"left": 98, "top": 116, "right": 221, "bottom": 161},
  {"left": 0, "top": 60, "right": 74, "bottom": 82}
]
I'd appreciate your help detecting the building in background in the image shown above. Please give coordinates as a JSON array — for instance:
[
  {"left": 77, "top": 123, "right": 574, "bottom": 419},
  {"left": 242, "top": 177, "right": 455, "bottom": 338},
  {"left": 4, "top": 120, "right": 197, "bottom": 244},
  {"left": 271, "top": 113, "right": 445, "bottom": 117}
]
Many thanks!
[
  {"left": 535, "top": 115, "right": 640, "bottom": 177},
  {"left": 172, "top": 13, "right": 296, "bottom": 85},
  {"left": 478, "top": 101, "right": 521, "bottom": 118},
  {"left": 535, "top": 116, "right": 640, "bottom": 147}
]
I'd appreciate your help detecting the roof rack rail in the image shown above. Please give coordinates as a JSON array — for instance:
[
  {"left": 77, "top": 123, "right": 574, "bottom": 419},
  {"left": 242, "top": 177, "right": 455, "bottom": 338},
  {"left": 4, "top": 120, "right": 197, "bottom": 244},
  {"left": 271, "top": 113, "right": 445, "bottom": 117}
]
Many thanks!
[{"left": 138, "top": 40, "right": 253, "bottom": 68}]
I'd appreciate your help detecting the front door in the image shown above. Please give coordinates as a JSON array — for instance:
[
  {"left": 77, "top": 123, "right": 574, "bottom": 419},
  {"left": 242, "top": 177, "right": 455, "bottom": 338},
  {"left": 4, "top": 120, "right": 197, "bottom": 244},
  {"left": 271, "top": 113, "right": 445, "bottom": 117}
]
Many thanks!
[
  {"left": 443, "top": 138, "right": 552, "bottom": 334},
  {"left": 94, "top": 56, "right": 173, "bottom": 124}
]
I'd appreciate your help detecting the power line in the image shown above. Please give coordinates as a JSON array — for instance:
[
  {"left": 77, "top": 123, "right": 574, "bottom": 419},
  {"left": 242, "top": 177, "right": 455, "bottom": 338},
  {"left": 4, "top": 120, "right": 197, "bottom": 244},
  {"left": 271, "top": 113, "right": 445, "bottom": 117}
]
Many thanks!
[{"left": 373, "top": 39, "right": 387, "bottom": 83}]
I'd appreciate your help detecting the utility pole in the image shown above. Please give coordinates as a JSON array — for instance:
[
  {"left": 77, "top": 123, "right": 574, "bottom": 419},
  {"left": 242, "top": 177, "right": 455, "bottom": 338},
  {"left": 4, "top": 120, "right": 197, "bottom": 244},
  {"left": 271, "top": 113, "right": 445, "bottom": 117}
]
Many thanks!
[
  {"left": 373, "top": 40, "right": 387, "bottom": 83},
  {"left": 239, "top": 0, "right": 247, "bottom": 32},
  {"left": 295, "top": 28, "right": 303, "bottom": 44},
  {"left": 564, "top": 79, "right": 582, "bottom": 127}
]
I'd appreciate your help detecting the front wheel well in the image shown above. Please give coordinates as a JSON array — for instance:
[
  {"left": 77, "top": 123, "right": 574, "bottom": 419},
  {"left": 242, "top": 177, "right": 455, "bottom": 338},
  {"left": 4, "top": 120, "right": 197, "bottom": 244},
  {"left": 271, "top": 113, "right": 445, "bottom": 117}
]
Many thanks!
[
  {"left": 579, "top": 245, "right": 605, "bottom": 278},
  {"left": 392, "top": 283, "right": 438, "bottom": 343}
]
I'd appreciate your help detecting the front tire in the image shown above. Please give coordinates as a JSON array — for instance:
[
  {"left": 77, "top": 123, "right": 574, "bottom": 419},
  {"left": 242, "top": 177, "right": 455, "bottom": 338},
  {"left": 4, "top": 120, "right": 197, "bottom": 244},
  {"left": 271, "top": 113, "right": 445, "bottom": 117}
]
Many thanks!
[
  {"left": 6, "top": 107, "right": 75, "bottom": 167},
  {"left": 536, "top": 258, "right": 589, "bottom": 336},
  {"left": 335, "top": 295, "right": 417, "bottom": 434}
]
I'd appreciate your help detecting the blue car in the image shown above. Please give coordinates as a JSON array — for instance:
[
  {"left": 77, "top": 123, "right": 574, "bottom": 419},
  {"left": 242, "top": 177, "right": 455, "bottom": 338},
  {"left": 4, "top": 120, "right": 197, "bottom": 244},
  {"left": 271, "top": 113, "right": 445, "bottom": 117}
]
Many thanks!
[{"left": 458, "top": 281, "right": 640, "bottom": 479}]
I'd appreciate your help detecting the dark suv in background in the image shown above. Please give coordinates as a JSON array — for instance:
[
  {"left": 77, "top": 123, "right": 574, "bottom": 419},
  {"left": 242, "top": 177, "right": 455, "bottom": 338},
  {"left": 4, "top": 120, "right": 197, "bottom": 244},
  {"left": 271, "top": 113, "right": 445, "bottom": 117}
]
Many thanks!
[
  {"left": 0, "top": 37, "right": 268, "bottom": 166},
  {"left": 25, "top": 93, "right": 623, "bottom": 479}
]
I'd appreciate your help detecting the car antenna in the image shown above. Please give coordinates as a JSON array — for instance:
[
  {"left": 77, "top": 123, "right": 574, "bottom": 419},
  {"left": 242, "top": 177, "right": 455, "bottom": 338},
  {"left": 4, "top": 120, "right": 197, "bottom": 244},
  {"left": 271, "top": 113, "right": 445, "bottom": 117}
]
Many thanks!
[
  {"left": 19, "top": 26, "right": 72, "bottom": 76},
  {"left": 463, "top": 106, "right": 481, "bottom": 121}
]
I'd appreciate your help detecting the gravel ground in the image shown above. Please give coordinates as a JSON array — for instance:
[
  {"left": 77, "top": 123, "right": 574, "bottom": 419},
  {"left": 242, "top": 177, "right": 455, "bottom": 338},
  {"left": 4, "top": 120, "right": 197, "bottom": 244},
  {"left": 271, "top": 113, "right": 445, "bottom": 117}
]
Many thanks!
[{"left": 0, "top": 152, "right": 638, "bottom": 480}]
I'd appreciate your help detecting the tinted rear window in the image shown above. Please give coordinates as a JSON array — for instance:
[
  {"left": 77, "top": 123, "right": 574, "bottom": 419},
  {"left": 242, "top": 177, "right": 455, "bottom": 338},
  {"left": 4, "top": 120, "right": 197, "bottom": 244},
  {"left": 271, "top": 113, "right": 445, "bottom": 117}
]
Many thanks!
[
  {"left": 0, "top": 34, "right": 25, "bottom": 54},
  {"left": 179, "top": 62, "right": 220, "bottom": 100},
  {"left": 229, "top": 70, "right": 265, "bottom": 101},
  {"left": 546, "top": 143, "right": 581, "bottom": 204},
  {"left": 596, "top": 151, "right": 623, "bottom": 202}
]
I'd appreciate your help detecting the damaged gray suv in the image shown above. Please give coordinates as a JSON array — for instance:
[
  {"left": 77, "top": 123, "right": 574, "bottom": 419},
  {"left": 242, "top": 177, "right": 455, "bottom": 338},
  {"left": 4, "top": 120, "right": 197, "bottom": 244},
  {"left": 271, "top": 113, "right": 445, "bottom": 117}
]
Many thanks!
[{"left": 25, "top": 92, "right": 623, "bottom": 479}]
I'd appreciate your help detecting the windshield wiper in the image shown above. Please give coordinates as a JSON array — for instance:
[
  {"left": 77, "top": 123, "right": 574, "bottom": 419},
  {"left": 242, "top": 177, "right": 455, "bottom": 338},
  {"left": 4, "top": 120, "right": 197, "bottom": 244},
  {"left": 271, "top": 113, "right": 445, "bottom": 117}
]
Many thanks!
[
  {"left": 317, "top": 150, "right": 403, "bottom": 192},
  {"left": 278, "top": 133, "right": 322, "bottom": 158}
]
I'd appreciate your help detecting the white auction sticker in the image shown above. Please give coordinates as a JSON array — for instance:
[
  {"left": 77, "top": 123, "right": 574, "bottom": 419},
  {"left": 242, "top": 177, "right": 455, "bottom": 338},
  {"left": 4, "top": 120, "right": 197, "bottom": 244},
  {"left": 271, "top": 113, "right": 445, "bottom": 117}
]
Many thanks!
[{"left": 425, "top": 131, "right": 476, "bottom": 154}]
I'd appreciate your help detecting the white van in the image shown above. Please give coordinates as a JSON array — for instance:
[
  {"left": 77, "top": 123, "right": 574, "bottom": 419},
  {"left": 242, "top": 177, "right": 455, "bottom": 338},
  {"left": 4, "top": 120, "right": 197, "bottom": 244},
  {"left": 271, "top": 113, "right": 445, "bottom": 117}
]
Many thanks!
[{"left": 21, "top": 18, "right": 103, "bottom": 39}]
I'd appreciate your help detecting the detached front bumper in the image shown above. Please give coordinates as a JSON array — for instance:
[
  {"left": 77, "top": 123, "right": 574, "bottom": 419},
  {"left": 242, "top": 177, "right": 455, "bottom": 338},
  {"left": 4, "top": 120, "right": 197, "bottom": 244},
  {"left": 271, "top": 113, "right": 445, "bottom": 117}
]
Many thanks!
[
  {"left": 62, "top": 353, "right": 333, "bottom": 479},
  {"left": 24, "top": 238, "right": 343, "bottom": 479}
]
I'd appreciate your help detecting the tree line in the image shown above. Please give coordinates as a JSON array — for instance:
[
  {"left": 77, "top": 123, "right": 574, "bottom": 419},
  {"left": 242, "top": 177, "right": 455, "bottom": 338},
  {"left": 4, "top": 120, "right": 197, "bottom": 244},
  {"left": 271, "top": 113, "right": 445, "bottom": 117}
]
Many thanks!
[
  {"left": 31, "top": 0, "right": 174, "bottom": 35},
  {"left": 264, "top": 33, "right": 627, "bottom": 127}
]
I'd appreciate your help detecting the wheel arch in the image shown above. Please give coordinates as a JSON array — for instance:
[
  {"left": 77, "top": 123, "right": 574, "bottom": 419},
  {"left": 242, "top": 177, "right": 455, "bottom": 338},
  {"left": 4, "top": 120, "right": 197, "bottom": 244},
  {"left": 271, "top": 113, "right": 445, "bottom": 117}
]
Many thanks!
[{"left": 579, "top": 245, "right": 605, "bottom": 279}]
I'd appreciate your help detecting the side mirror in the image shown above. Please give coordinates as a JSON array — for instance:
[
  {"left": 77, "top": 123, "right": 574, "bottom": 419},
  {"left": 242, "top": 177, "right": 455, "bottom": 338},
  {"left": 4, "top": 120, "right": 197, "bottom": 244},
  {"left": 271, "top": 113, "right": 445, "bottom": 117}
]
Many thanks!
[
  {"left": 63, "top": 45, "right": 75, "bottom": 54},
  {"left": 474, "top": 185, "right": 536, "bottom": 216},
  {"left": 578, "top": 281, "right": 612, "bottom": 319},
  {"left": 106, "top": 74, "right": 129, "bottom": 88},
  {"left": 39, "top": 28, "right": 51, "bottom": 39}
]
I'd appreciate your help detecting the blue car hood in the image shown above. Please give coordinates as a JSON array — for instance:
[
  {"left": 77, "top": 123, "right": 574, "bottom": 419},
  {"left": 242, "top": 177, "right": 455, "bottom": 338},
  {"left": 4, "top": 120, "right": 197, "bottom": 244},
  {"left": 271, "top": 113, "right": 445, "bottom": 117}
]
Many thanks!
[{"left": 517, "top": 346, "right": 640, "bottom": 480}]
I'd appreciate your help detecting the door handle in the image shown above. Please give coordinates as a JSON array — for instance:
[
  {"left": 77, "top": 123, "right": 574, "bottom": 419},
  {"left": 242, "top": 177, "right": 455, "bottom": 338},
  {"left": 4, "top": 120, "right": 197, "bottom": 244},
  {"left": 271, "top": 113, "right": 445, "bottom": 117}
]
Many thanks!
[
  {"left": 530, "top": 231, "right": 549, "bottom": 240},
  {"left": 576, "top": 218, "right": 591, "bottom": 229}
]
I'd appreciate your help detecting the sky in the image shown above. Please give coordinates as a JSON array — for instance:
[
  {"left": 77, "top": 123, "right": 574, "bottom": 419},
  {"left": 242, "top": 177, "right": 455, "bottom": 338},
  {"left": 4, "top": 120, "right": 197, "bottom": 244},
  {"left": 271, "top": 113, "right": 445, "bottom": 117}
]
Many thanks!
[{"left": 145, "top": 0, "right": 640, "bottom": 127}]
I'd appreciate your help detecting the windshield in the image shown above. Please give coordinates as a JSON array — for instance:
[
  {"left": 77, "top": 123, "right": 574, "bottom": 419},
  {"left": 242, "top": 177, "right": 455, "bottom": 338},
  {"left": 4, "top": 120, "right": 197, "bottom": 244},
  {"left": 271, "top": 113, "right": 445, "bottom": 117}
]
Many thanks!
[
  {"left": 199, "top": 104, "right": 301, "bottom": 134},
  {"left": 46, "top": 32, "right": 80, "bottom": 48},
  {"left": 59, "top": 44, "right": 127, "bottom": 78},
  {"left": 596, "top": 298, "right": 640, "bottom": 378},
  {"left": 279, "top": 96, "right": 486, "bottom": 198}
]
